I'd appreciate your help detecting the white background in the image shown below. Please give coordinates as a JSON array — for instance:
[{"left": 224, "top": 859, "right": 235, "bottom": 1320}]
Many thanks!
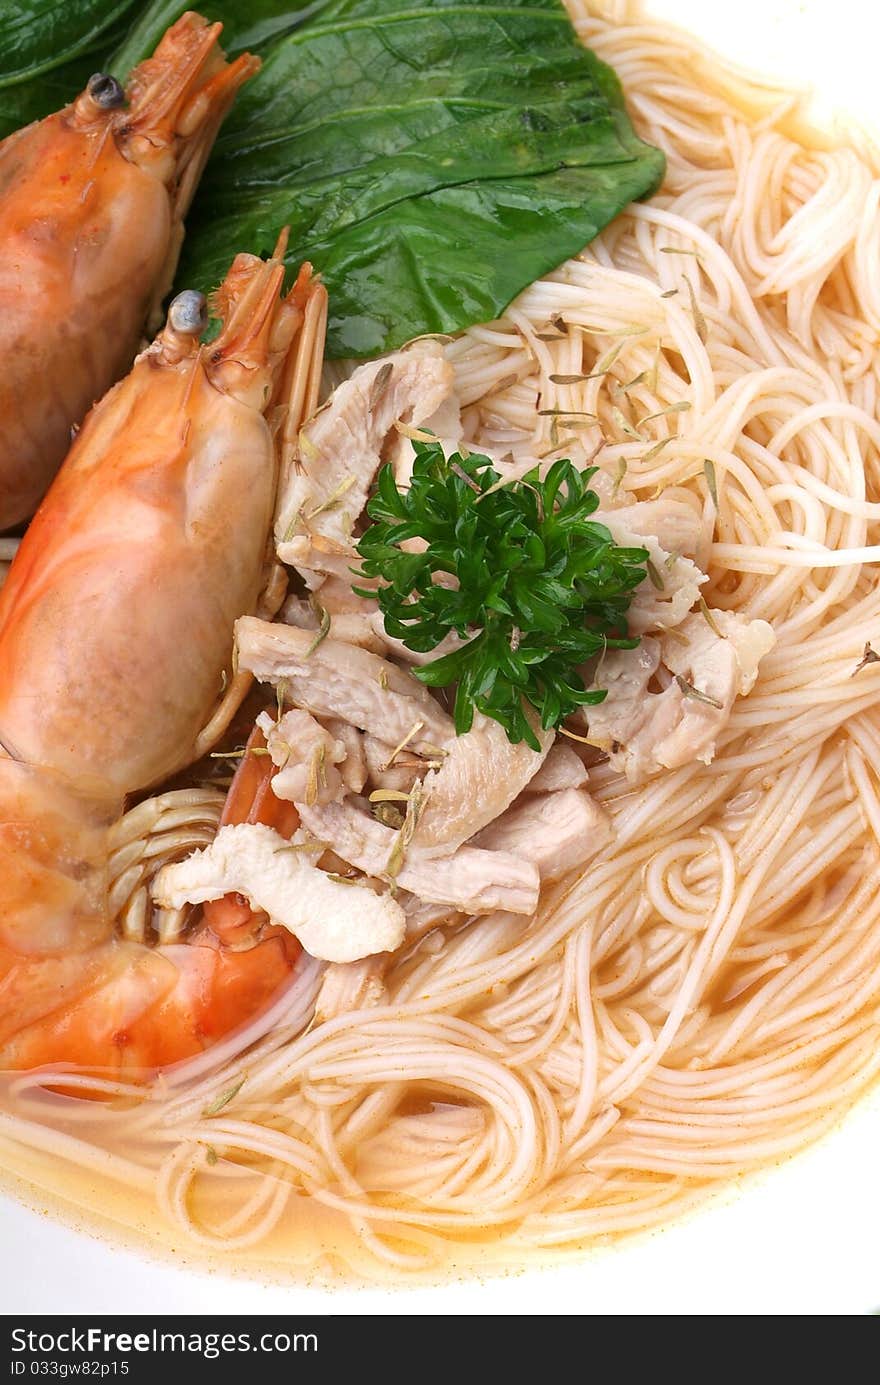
[{"left": 4, "top": 0, "right": 880, "bottom": 1315}]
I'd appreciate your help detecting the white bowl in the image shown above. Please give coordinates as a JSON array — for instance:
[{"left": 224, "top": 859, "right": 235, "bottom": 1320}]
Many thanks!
[{"left": 5, "top": 0, "right": 880, "bottom": 1315}]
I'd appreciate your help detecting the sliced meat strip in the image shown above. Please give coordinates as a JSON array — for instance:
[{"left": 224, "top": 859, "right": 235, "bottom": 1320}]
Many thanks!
[
  {"left": 280, "top": 596, "right": 385, "bottom": 654},
  {"left": 578, "top": 638, "right": 662, "bottom": 751},
  {"left": 399, "top": 893, "right": 464, "bottom": 941},
  {"left": 599, "top": 491, "right": 703, "bottom": 561},
  {"left": 310, "top": 576, "right": 378, "bottom": 616},
  {"left": 297, "top": 799, "right": 540, "bottom": 916},
  {"left": 255, "top": 709, "right": 346, "bottom": 807},
  {"left": 363, "top": 733, "right": 426, "bottom": 795},
  {"left": 391, "top": 385, "right": 463, "bottom": 488},
  {"left": 323, "top": 718, "right": 367, "bottom": 793},
  {"left": 587, "top": 610, "right": 774, "bottom": 782},
  {"left": 275, "top": 342, "right": 453, "bottom": 559},
  {"left": 283, "top": 543, "right": 379, "bottom": 595},
  {"left": 525, "top": 741, "right": 589, "bottom": 794},
  {"left": 153, "top": 823, "right": 406, "bottom": 963},
  {"left": 472, "top": 788, "right": 613, "bottom": 882},
  {"left": 236, "top": 616, "right": 454, "bottom": 753},
  {"left": 599, "top": 511, "right": 705, "bottom": 635},
  {"left": 648, "top": 608, "right": 775, "bottom": 770},
  {"left": 314, "top": 958, "right": 387, "bottom": 1023},
  {"left": 413, "top": 711, "right": 553, "bottom": 857},
  {"left": 367, "top": 614, "right": 466, "bottom": 668}
]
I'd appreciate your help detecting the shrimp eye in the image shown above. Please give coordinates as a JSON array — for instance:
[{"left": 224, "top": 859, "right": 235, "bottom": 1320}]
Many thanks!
[
  {"left": 87, "top": 73, "right": 126, "bottom": 110},
  {"left": 168, "top": 290, "right": 209, "bottom": 337}
]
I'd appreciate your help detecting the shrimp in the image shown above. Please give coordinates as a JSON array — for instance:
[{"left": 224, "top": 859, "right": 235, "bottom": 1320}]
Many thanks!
[
  {"left": 0, "top": 11, "right": 259, "bottom": 531},
  {"left": 0, "top": 235, "right": 329, "bottom": 1075}
]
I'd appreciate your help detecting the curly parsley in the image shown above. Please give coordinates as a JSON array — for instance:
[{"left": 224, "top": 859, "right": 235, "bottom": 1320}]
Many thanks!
[{"left": 355, "top": 443, "right": 648, "bottom": 749}]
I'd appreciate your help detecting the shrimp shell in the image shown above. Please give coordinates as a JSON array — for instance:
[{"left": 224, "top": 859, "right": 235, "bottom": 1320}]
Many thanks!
[{"left": 0, "top": 11, "right": 259, "bottom": 529}]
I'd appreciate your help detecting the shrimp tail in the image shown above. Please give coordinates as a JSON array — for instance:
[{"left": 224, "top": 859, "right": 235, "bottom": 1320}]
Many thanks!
[
  {"left": 0, "top": 753, "right": 301, "bottom": 1075},
  {"left": 0, "top": 930, "right": 299, "bottom": 1075}
]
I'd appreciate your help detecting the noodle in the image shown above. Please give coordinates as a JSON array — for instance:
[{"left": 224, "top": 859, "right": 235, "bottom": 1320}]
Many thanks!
[{"left": 2, "top": 0, "right": 880, "bottom": 1281}]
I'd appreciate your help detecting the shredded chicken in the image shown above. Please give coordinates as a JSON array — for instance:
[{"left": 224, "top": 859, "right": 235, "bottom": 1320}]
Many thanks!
[
  {"left": 578, "top": 637, "right": 661, "bottom": 751},
  {"left": 587, "top": 610, "right": 774, "bottom": 781},
  {"left": 323, "top": 718, "right": 368, "bottom": 793},
  {"left": 363, "top": 733, "right": 426, "bottom": 795},
  {"left": 473, "top": 788, "right": 613, "bottom": 881},
  {"left": 600, "top": 512, "right": 706, "bottom": 635},
  {"left": 414, "top": 711, "right": 553, "bottom": 856},
  {"left": 599, "top": 491, "right": 703, "bottom": 560},
  {"left": 236, "top": 616, "right": 454, "bottom": 752},
  {"left": 390, "top": 388, "right": 464, "bottom": 489},
  {"left": 297, "top": 799, "right": 540, "bottom": 916},
  {"left": 306, "top": 575, "right": 377, "bottom": 616},
  {"left": 275, "top": 342, "right": 453, "bottom": 561},
  {"left": 399, "top": 893, "right": 463, "bottom": 941},
  {"left": 153, "top": 823, "right": 406, "bottom": 962},
  {"left": 525, "top": 741, "right": 589, "bottom": 794},
  {"left": 667, "top": 608, "right": 774, "bottom": 696},
  {"left": 280, "top": 596, "right": 384, "bottom": 654},
  {"left": 287, "top": 545, "right": 378, "bottom": 595},
  {"left": 314, "top": 957, "right": 387, "bottom": 1023},
  {"left": 256, "top": 709, "right": 346, "bottom": 807},
  {"left": 367, "top": 615, "right": 466, "bottom": 667}
]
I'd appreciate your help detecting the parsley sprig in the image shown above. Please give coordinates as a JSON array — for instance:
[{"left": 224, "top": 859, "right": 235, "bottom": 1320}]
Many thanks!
[{"left": 355, "top": 443, "right": 648, "bottom": 749}]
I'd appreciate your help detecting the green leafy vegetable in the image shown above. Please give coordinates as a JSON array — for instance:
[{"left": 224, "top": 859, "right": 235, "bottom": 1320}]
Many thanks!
[
  {"left": 355, "top": 442, "right": 648, "bottom": 749},
  {"left": 0, "top": 0, "right": 141, "bottom": 138},
  {"left": 176, "top": 0, "right": 667, "bottom": 357},
  {"left": 1, "top": 0, "right": 664, "bottom": 358}
]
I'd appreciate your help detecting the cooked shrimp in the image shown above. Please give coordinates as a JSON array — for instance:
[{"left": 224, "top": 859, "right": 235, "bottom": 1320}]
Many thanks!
[
  {"left": 0, "top": 238, "right": 329, "bottom": 1075},
  {"left": 0, "top": 11, "right": 259, "bottom": 530}
]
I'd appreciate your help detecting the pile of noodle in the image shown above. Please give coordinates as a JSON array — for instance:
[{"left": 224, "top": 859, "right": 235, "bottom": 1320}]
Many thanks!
[{"left": 1, "top": 0, "right": 880, "bottom": 1280}]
